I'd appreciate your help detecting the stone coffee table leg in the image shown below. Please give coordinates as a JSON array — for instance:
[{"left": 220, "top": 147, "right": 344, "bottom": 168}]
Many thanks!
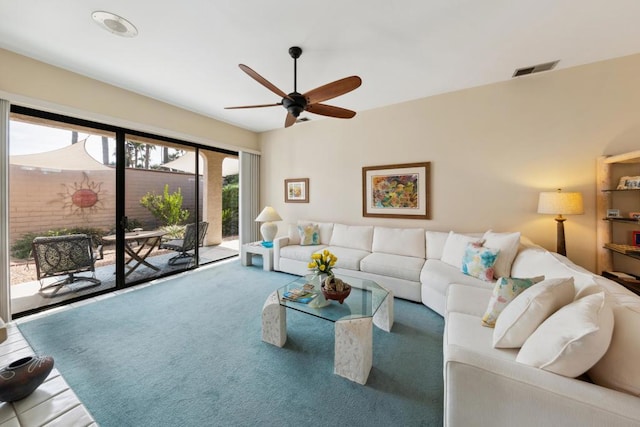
[
  {"left": 334, "top": 317, "right": 373, "bottom": 385},
  {"left": 262, "top": 291, "right": 286, "bottom": 347},
  {"left": 373, "top": 290, "right": 394, "bottom": 332}
]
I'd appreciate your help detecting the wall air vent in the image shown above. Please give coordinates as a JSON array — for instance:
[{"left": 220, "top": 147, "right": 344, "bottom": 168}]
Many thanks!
[{"left": 512, "top": 60, "right": 559, "bottom": 78}]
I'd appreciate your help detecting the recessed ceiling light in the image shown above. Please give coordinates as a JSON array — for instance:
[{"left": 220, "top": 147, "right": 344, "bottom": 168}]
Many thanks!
[{"left": 91, "top": 11, "right": 138, "bottom": 38}]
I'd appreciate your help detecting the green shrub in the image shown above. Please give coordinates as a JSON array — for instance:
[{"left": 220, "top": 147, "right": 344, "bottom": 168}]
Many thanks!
[
  {"left": 160, "top": 224, "right": 186, "bottom": 239},
  {"left": 222, "top": 182, "right": 238, "bottom": 236},
  {"left": 140, "top": 184, "right": 190, "bottom": 226}
]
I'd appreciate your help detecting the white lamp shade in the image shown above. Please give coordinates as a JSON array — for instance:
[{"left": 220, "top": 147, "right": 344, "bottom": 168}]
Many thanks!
[
  {"left": 538, "top": 190, "right": 584, "bottom": 215},
  {"left": 255, "top": 206, "right": 282, "bottom": 222}
]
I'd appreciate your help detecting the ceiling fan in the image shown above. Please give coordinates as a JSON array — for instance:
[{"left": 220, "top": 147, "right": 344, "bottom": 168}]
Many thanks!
[{"left": 225, "top": 46, "right": 362, "bottom": 128}]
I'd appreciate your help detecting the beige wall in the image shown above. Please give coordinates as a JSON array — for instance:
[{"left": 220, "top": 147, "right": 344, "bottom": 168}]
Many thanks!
[
  {"left": 259, "top": 53, "right": 640, "bottom": 273},
  {"left": 0, "top": 49, "right": 259, "bottom": 153}
]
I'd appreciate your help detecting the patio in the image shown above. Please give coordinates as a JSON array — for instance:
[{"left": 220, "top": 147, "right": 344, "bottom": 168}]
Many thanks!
[{"left": 10, "top": 240, "right": 239, "bottom": 315}]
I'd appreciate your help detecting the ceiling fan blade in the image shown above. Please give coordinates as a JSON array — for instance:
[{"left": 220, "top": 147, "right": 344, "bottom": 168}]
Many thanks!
[
  {"left": 285, "top": 113, "right": 297, "bottom": 128},
  {"left": 306, "top": 103, "right": 356, "bottom": 119},
  {"left": 225, "top": 103, "right": 281, "bottom": 110},
  {"left": 304, "top": 76, "right": 362, "bottom": 105},
  {"left": 239, "top": 64, "right": 292, "bottom": 101}
]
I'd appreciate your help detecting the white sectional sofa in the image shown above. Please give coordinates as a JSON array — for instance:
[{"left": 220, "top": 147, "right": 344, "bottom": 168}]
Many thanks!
[{"left": 273, "top": 220, "right": 640, "bottom": 426}]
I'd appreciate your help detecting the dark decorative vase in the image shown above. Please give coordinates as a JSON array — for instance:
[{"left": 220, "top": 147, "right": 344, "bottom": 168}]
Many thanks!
[{"left": 0, "top": 355, "right": 54, "bottom": 402}]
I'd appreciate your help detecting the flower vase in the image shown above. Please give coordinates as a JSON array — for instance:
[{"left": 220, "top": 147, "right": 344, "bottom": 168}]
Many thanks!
[{"left": 308, "top": 273, "right": 330, "bottom": 308}]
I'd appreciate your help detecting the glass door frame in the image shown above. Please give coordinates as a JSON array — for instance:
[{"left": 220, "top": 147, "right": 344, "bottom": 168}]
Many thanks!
[{"left": 9, "top": 105, "right": 237, "bottom": 318}]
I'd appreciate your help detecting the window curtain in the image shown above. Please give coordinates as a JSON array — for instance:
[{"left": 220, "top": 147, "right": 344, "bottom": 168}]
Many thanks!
[
  {"left": 0, "top": 100, "right": 11, "bottom": 321},
  {"left": 239, "top": 151, "right": 261, "bottom": 244}
]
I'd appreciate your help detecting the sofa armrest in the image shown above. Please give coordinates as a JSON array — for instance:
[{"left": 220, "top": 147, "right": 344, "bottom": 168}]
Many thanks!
[{"left": 273, "top": 236, "right": 290, "bottom": 271}]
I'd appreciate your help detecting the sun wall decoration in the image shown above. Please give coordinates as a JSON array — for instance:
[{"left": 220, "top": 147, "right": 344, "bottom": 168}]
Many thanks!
[{"left": 57, "top": 172, "right": 107, "bottom": 216}]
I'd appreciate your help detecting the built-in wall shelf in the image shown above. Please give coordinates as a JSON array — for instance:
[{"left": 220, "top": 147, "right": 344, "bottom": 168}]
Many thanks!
[
  {"left": 597, "top": 151, "right": 640, "bottom": 275},
  {"left": 601, "top": 188, "right": 640, "bottom": 193},
  {"left": 604, "top": 243, "right": 640, "bottom": 256},
  {"left": 603, "top": 218, "right": 640, "bottom": 224}
]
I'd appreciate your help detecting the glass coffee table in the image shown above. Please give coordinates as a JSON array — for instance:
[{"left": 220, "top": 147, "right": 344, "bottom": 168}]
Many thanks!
[{"left": 261, "top": 274, "right": 394, "bottom": 385}]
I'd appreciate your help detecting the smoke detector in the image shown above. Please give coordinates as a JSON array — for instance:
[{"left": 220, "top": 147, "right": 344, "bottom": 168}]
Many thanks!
[
  {"left": 92, "top": 11, "right": 138, "bottom": 38},
  {"left": 512, "top": 60, "right": 559, "bottom": 77}
]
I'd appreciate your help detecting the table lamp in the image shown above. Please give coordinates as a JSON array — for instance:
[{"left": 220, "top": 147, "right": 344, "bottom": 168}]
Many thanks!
[
  {"left": 255, "top": 206, "right": 282, "bottom": 248},
  {"left": 537, "top": 188, "right": 584, "bottom": 257}
]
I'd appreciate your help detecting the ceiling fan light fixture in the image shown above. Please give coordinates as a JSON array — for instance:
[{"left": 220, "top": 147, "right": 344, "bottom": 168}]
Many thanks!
[{"left": 91, "top": 11, "right": 138, "bottom": 38}]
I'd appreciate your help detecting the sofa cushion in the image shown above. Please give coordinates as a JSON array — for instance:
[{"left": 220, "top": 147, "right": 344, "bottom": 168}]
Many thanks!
[
  {"left": 441, "top": 232, "right": 483, "bottom": 269},
  {"left": 298, "top": 224, "right": 320, "bottom": 246},
  {"left": 461, "top": 242, "right": 499, "bottom": 282},
  {"left": 516, "top": 292, "right": 613, "bottom": 378},
  {"left": 298, "top": 220, "right": 334, "bottom": 244},
  {"left": 511, "top": 246, "right": 596, "bottom": 295},
  {"left": 481, "top": 276, "right": 545, "bottom": 327},
  {"left": 493, "top": 277, "right": 575, "bottom": 348},
  {"left": 280, "top": 244, "right": 328, "bottom": 263},
  {"left": 426, "top": 231, "right": 449, "bottom": 260},
  {"left": 360, "top": 252, "right": 425, "bottom": 282},
  {"left": 589, "top": 303, "right": 640, "bottom": 396},
  {"left": 446, "top": 284, "right": 493, "bottom": 317},
  {"left": 329, "top": 224, "right": 374, "bottom": 252},
  {"left": 483, "top": 230, "right": 521, "bottom": 279},
  {"left": 321, "top": 246, "right": 370, "bottom": 271},
  {"left": 420, "top": 259, "right": 495, "bottom": 300},
  {"left": 287, "top": 224, "right": 301, "bottom": 245},
  {"left": 372, "top": 227, "right": 425, "bottom": 259}
]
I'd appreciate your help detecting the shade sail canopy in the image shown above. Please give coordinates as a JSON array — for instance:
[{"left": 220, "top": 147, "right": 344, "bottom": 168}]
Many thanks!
[
  {"left": 10, "top": 140, "right": 112, "bottom": 171},
  {"left": 160, "top": 152, "right": 238, "bottom": 176}
]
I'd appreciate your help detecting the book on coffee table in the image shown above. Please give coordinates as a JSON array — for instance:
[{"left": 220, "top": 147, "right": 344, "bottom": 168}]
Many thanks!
[{"left": 281, "top": 287, "right": 318, "bottom": 304}]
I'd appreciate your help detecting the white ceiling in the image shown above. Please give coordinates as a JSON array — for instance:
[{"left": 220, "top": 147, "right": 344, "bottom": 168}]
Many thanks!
[{"left": 2, "top": 1, "right": 640, "bottom": 133}]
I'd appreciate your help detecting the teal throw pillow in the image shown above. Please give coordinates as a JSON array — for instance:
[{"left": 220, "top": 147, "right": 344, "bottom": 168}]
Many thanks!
[{"left": 461, "top": 242, "right": 500, "bottom": 282}]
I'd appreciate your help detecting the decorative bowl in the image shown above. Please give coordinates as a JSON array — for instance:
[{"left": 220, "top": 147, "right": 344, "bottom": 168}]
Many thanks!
[{"left": 321, "top": 282, "right": 351, "bottom": 304}]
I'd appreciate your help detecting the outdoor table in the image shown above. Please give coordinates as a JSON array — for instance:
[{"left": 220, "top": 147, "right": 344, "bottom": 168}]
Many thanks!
[{"left": 102, "top": 230, "right": 167, "bottom": 278}]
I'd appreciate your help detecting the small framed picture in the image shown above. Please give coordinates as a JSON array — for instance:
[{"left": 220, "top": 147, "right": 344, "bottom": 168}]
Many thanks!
[
  {"left": 630, "top": 212, "right": 640, "bottom": 220},
  {"left": 617, "top": 176, "right": 640, "bottom": 189},
  {"left": 607, "top": 209, "right": 621, "bottom": 218},
  {"left": 284, "top": 178, "right": 309, "bottom": 203},
  {"left": 633, "top": 231, "right": 640, "bottom": 246}
]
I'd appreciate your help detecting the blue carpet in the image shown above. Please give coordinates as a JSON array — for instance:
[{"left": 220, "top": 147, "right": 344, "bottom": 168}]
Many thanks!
[{"left": 18, "top": 259, "right": 444, "bottom": 427}]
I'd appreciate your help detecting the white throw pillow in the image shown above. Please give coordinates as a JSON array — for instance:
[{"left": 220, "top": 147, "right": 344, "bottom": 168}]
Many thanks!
[
  {"left": 483, "top": 230, "right": 521, "bottom": 279},
  {"left": 440, "top": 231, "right": 482, "bottom": 269},
  {"left": 426, "top": 231, "right": 450, "bottom": 260},
  {"left": 516, "top": 292, "right": 613, "bottom": 378},
  {"left": 493, "top": 277, "right": 575, "bottom": 348},
  {"left": 589, "top": 303, "right": 640, "bottom": 396},
  {"left": 287, "top": 224, "right": 301, "bottom": 245}
]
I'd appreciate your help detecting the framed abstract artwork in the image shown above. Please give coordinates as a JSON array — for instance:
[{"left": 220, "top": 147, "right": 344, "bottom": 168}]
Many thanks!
[
  {"left": 362, "top": 162, "right": 431, "bottom": 219},
  {"left": 285, "top": 178, "right": 309, "bottom": 203}
]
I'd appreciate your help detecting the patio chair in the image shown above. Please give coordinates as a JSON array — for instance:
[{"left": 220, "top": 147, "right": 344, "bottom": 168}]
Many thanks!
[
  {"left": 32, "top": 234, "right": 101, "bottom": 298},
  {"left": 159, "top": 221, "right": 209, "bottom": 266}
]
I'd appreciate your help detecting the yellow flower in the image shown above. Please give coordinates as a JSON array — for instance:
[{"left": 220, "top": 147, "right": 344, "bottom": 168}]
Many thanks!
[
  {"left": 323, "top": 249, "right": 329, "bottom": 256},
  {"left": 330, "top": 260, "right": 336, "bottom": 266},
  {"left": 311, "top": 253, "right": 321, "bottom": 260},
  {"left": 319, "top": 264, "right": 326, "bottom": 271},
  {"left": 307, "top": 262, "right": 316, "bottom": 269}
]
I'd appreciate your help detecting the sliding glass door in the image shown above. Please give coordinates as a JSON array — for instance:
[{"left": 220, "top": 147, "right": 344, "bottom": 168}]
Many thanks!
[
  {"left": 8, "top": 114, "right": 116, "bottom": 314},
  {"left": 8, "top": 107, "right": 240, "bottom": 317},
  {"left": 122, "top": 136, "right": 200, "bottom": 285}
]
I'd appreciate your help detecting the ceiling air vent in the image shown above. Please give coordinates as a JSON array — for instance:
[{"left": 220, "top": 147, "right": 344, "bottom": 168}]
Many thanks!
[
  {"left": 512, "top": 60, "right": 559, "bottom": 78},
  {"left": 296, "top": 117, "right": 310, "bottom": 123}
]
